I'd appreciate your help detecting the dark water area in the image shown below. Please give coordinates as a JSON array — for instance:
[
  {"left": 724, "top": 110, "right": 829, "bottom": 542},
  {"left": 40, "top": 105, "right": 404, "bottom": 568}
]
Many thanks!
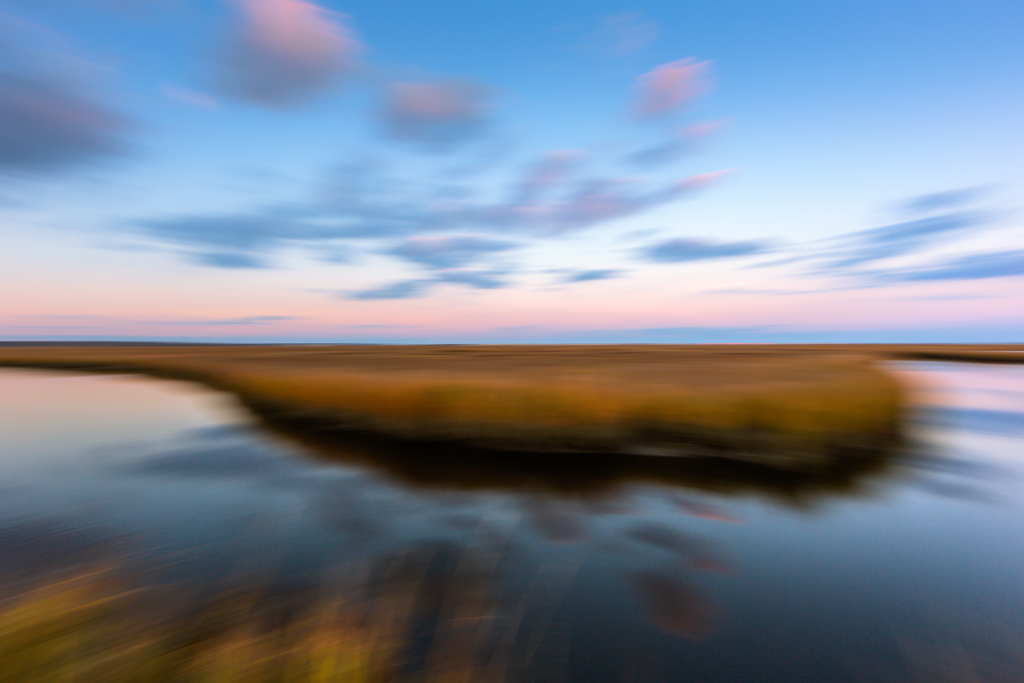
[{"left": 0, "top": 363, "right": 1022, "bottom": 682}]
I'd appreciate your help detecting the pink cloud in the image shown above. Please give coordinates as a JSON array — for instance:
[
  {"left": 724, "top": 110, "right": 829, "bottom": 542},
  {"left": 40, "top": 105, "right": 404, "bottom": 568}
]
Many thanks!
[
  {"left": 219, "top": 0, "right": 361, "bottom": 106},
  {"left": 683, "top": 121, "right": 725, "bottom": 138},
  {"left": 670, "top": 169, "right": 737, "bottom": 193},
  {"left": 633, "top": 58, "right": 712, "bottom": 119},
  {"left": 381, "top": 81, "right": 490, "bottom": 149},
  {"left": 516, "top": 150, "right": 582, "bottom": 203},
  {"left": 0, "top": 15, "right": 131, "bottom": 174},
  {"left": 470, "top": 169, "right": 731, "bottom": 232}
]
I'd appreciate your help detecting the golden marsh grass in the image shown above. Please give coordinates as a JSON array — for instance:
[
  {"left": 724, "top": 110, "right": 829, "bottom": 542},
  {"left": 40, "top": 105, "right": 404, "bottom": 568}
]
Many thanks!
[
  {"left": 1, "top": 343, "right": 1017, "bottom": 465},
  {"left": 0, "top": 539, "right": 556, "bottom": 683},
  {"left": 0, "top": 567, "right": 492, "bottom": 683}
]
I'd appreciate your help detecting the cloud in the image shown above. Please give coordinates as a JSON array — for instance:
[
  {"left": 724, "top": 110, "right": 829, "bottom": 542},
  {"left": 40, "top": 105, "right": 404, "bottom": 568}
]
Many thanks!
[
  {"left": 134, "top": 163, "right": 731, "bottom": 270},
  {"left": 877, "top": 249, "right": 1024, "bottom": 282},
  {"left": 319, "top": 158, "right": 732, "bottom": 238},
  {"left": 349, "top": 279, "right": 427, "bottom": 300},
  {"left": 135, "top": 207, "right": 348, "bottom": 267},
  {"left": 126, "top": 51, "right": 731, "bottom": 278},
  {"left": 515, "top": 150, "right": 581, "bottom": 203},
  {"left": 347, "top": 269, "right": 509, "bottom": 300},
  {"left": 137, "top": 208, "right": 314, "bottom": 253},
  {"left": 640, "top": 237, "right": 769, "bottom": 263},
  {"left": 316, "top": 244, "right": 355, "bottom": 263},
  {"left": 760, "top": 192, "right": 1003, "bottom": 277},
  {"left": 811, "top": 210, "right": 997, "bottom": 271},
  {"left": 901, "top": 186, "right": 990, "bottom": 214},
  {"left": 722, "top": 187, "right": 1011, "bottom": 294},
  {"left": 556, "top": 178, "right": 645, "bottom": 226},
  {"left": 217, "top": 0, "right": 361, "bottom": 106},
  {"left": 386, "top": 235, "right": 516, "bottom": 269},
  {"left": 434, "top": 269, "right": 507, "bottom": 289},
  {"left": 192, "top": 251, "right": 270, "bottom": 268},
  {"left": 632, "top": 58, "right": 712, "bottom": 120},
  {"left": 380, "top": 80, "right": 490, "bottom": 149},
  {"left": 563, "top": 269, "right": 622, "bottom": 282},
  {"left": 508, "top": 170, "right": 732, "bottom": 232},
  {"left": 859, "top": 212, "right": 985, "bottom": 244},
  {"left": 0, "top": 75, "right": 127, "bottom": 173},
  {"left": 624, "top": 122, "right": 724, "bottom": 168},
  {"left": 0, "top": 18, "right": 130, "bottom": 174},
  {"left": 836, "top": 212, "right": 992, "bottom": 267}
]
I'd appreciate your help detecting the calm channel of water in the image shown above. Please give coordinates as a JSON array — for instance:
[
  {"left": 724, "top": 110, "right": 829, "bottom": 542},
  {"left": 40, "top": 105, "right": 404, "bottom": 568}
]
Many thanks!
[{"left": 0, "top": 363, "right": 1021, "bottom": 682}]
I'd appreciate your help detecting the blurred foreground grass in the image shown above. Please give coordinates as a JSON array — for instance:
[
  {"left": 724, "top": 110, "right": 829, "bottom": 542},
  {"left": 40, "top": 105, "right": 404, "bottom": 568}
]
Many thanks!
[
  {"left": 0, "top": 573, "right": 381, "bottom": 683},
  {"left": 0, "top": 542, "right": 538, "bottom": 683},
  {"left": 0, "top": 343, "right": 1017, "bottom": 466}
]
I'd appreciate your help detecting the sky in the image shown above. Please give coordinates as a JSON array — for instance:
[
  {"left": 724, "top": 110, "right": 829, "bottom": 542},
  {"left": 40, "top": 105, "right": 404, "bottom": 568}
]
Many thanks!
[{"left": 0, "top": 0, "right": 1021, "bottom": 343}]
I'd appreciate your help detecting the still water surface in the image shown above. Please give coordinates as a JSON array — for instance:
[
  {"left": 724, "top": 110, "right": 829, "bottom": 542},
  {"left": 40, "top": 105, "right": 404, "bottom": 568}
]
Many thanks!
[{"left": 0, "top": 364, "right": 1021, "bottom": 682}]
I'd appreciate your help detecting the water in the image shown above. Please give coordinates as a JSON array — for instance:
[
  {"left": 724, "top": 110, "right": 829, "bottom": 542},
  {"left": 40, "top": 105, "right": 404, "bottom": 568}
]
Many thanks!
[{"left": 0, "top": 364, "right": 1021, "bottom": 682}]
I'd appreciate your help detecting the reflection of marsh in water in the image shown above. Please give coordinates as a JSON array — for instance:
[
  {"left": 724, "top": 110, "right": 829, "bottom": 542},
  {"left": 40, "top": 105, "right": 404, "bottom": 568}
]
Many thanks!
[
  {"left": 0, "top": 420, "right": 735, "bottom": 634},
  {"left": 0, "top": 366, "right": 1022, "bottom": 682}
]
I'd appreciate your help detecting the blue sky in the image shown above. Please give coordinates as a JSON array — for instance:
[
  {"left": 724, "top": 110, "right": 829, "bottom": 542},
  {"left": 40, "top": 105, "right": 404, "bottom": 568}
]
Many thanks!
[{"left": 1, "top": 0, "right": 1022, "bottom": 342}]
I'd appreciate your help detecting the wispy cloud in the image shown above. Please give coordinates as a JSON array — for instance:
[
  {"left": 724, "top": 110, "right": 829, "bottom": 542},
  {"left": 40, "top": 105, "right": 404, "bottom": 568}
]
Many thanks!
[
  {"left": 632, "top": 58, "right": 712, "bottom": 120},
  {"left": 217, "top": 0, "right": 361, "bottom": 106},
  {"left": 386, "top": 235, "right": 516, "bottom": 269},
  {"left": 623, "top": 122, "right": 724, "bottom": 168},
  {"left": 0, "top": 75, "right": 127, "bottom": 173},
  {"left": 135, "top": 207, "right": 318, "bottom": 265},
  {"left": 346, "top": 268, "right": 510, "bottom": 300},
  {"left": 760, "top": 187, "right": 1003, "bottom": 278},
  {"left": 0, "top": 18, "right": 130, "bottom": 174},
  {"left": 348, "top": 279, "right": 427, "bottom": 300},
  {"left": 135, "top": 164, "right": 731, "bottom": 268},
  {"left": 192, "top": 251, "right": 270, "bottom": 268},
  {"left": 435, "top": 269, "right": 508, "bottom": 289},
  {"left": 380, "top": 80, "right": 491, "bottom": 150},
  {"left": 873, "top": 249, "right": 1024, "bottom": 282},
  {"left": 900, "top": 186, "right": 991, "bottom": 214},
  {"left": 110, "top": 31, "right": 731, "bottom": 297},
  {"left": 639, "top": 237, "right": 769, "bottom": 263},
  {"left": 562, "top": 269, "right": 623, "bottom": 283},
  {"left": 818, "top": 211, "right": 996, "bottom": 270},
  {"left": 515, "top": 151, "right": 581, "bottom": 204}
]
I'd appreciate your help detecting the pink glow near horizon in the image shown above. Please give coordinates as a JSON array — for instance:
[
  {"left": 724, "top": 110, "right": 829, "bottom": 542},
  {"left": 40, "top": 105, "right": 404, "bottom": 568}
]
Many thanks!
[{"left": 4, "top": 277, "right": 1021, "bottom": 340}]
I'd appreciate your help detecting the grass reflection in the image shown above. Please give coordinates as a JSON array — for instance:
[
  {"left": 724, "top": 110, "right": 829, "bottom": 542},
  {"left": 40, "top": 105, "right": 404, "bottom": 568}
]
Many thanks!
[
  {"left": 257, "top": 413, "right": 901, "bottom": 507},
  {"left": 0, "top": 537, "right": 580, "bottom": 683}
]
